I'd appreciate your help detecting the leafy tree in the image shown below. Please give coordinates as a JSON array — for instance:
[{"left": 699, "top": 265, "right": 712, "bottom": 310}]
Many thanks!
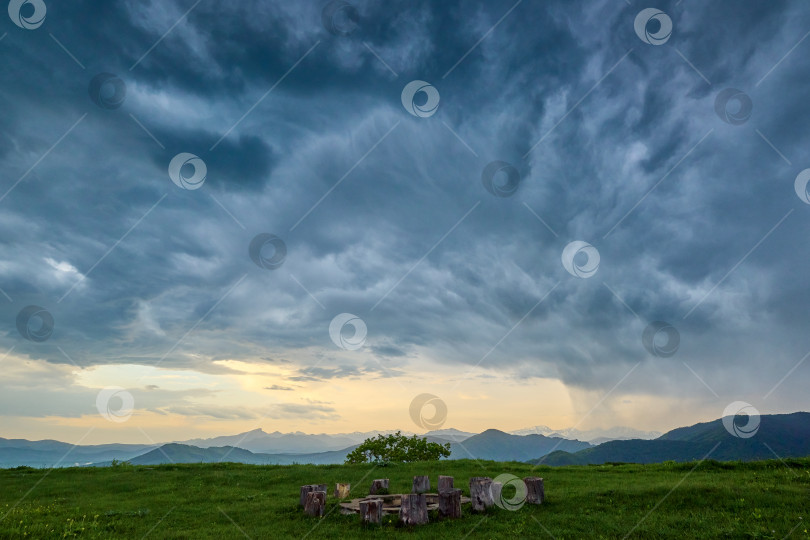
[{"left": 344, "top": 432, "right": 451, "bottom": 464}]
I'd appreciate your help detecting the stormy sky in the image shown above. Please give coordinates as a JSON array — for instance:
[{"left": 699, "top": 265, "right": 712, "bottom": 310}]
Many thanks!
[{"left": 1, "top": 0, "right": 809, "bottom": 443}]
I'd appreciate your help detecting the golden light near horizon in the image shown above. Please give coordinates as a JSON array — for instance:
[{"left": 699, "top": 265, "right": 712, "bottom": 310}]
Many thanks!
[{"left": 0, "top": 347, "right": 744, "bottom": 446}]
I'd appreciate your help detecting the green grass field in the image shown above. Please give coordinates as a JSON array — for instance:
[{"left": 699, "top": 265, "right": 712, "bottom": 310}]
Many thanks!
[{"left": 1, "top": 459, "right": 808, "bottom": 539}]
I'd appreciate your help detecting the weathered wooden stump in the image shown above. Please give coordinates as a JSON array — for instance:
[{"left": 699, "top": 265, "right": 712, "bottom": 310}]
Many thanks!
[
  {"left": 438, "top": 488, "right": 462, "bottom": 519},
  {"left": 304, "top": 491, "right": 326, "bottom": 517},
  {"left": 334, "top": 483, "right": 351, "bottom": 498},
  {"left": 369, "top": 478, "right": 389, "bottom": 495},
  {"left": 299, "top": 484, "right": 327, "bottom": 507},
  {"left": 412, "top": 475, "right": 430, "bottom": 494},
  {"left": 438, "top": 475, "right": 454, "bottom": 493},
  {"left": 524, "top": 477, "right": 544, "bottom": 504},
  {"left": 491, "top": 481, "right": 503, "bottom": 506},
  {"left": 299, "top": 485, "right": 312, "bottom": 507},
  {"left": 359, "top": 498, "right": 383, "bottom": 524},
  {"left": 469, "top": 477, "right": 494, "bottom": 512},
  {"left": 399, "top": 493, "right": 428, "bottom": 525}
]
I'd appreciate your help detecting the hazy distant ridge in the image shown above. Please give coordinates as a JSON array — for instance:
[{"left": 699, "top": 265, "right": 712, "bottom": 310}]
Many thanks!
[
  {"left": 4, "top": 415, "right": 806, "bottom": 468},
  {"left": 532, "top": 412, "right": 810, "bottom": 465}
]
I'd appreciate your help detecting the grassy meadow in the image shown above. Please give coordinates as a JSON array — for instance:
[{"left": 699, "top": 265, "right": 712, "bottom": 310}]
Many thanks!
[{"left": 0, "top": 458, "right": 808, "bottom": 539}]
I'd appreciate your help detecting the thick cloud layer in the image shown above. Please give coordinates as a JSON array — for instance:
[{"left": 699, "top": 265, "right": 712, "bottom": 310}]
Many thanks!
[{"left": 2, "top": 0, "right": 809, "bottom": 430}]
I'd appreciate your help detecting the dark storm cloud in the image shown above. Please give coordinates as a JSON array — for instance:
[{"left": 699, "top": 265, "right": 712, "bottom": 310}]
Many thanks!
[
  {"left": 153, "top": 130, "right": 277, "bottom": 190},
  {"left": 371, "top": 344, "right": 407, "bottom": 358},
  {"left": 2, "top": 0, "right": 810, "bottom": 415}
]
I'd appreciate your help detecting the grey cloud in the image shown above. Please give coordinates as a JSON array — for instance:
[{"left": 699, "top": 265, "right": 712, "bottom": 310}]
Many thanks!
[
  {"left": 2, "top": 0, "right": 810, "bottom": 419},
  {"left": 288, "top": 365, "right": 365, "bottom": 382},
  {"left": 161, "top": 405, "right": 259, "bottom": 420},
  {"left": 272, "top": 402, "right": 339, "bottom": 421}
]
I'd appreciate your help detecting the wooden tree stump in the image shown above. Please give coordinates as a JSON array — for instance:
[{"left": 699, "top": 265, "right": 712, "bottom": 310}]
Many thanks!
[
  {"left": 469, "top": 477, "right": 494, "bottom": 512},
  {"left": 334, "top": 483, "right": 351, "bottom": 498},
  {"left": 299, "top": 485, "right": 312, "bottom": 507},
  {"left": 438, "top": 475, "right": 454, "bottom": 493},
  {"left": 359, "top": 498, "right": 383, "bottom": 524},
  {"left": 369, "top": 478, "right": 389, "bottom": 495},
  {"left": 438, "top": 488, "right": 462, "bottom": 519},
  {"left": 491, "top": 481, "right": 503, "bottom": 507},
  {"left": 399, "top": 493, "right": 428, "bottom": 525},
  {"left": 304, "top": 491, "right": 326, "bottom": 517},
  {"left": 412, "top": 475, "right": 430, "bottom": 494},
  {"left": 299, "top": 484, "right": 327, "bottom": 507},
  {"left": 524, "top": 477, "right": 544, "bottom": 504}
]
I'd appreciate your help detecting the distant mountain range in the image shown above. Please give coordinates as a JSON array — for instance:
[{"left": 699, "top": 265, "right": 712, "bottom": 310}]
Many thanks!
[
  {"left": 2, "top": 414, "right": 807, "bottom": 468},
  {"left": 531, "top": 412, "right": 810, "bottom": 465},
  {"left": 447, "top": 429, "right": 590, "bottom": 461},
  {"left": 0, "top": 429, "right": 589, "bottom": 468},
  {"left": 86, "top": 429, "right": 588, "bottom": 467},
  {"left": 511, "top": 425, "right": 662, "bottom": 444},
  {"left": 179, "top": 428, "right": 370, "bottom": 453},
  {"left": 0, "top": 427, "right": 590, "bottom": 468},
  {"left": 0, "top": 438, "right": 158, "bottom": 468},
  {"left": 104, "top": 443, "right": 357, "bottom": 467},
  {"left": 178, "top": 427, "right": 478, "bottom": 453}
]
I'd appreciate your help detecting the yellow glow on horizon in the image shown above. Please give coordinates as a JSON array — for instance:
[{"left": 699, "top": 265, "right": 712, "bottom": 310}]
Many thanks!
[{"left": 0, "top": 353, "right": 723, "bottom": 445}]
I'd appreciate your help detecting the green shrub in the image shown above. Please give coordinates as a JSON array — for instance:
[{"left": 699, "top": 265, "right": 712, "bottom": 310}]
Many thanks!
[{"left": 344, "top": 432, "right": 451, "bottom": 464}]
